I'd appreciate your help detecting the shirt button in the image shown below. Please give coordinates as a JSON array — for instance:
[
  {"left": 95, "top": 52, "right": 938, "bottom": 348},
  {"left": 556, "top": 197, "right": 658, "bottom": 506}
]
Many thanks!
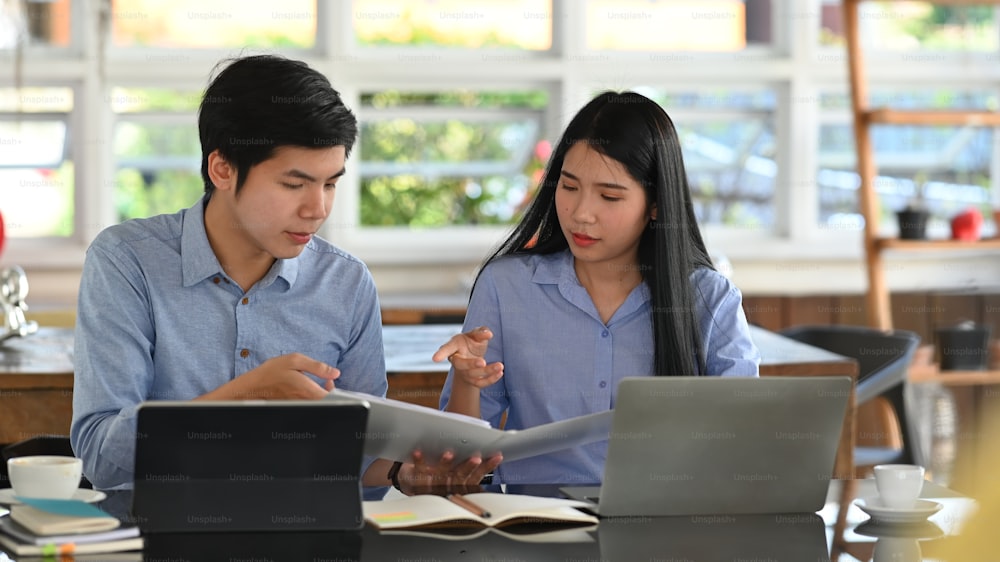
[
  {"left": 241, "top": 297, "right": 249, "bottom": 305},
  {"left": 601, "top": 330, "right": 609, "bottom": 338},
  {"left": 213, "top": 277, "right": 220, "bottom": 284},
  {"left": 599, "top": 381, "right": 607, "bottom": 388},
  {"left": 240, "top": 349, "right": 249, "bottom": 358}
]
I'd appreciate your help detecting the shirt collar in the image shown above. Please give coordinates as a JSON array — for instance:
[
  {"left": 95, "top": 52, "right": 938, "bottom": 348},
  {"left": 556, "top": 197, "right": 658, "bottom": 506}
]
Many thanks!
[
  {"left": 272, "top": 252, "right": 299, "bottom": 288},
  {"left": 181, "top": 197, "right": 223, "bottom": 287},
  {"left": 531, "top": 249, "right": 651, "bottom": 325},
  {"left": 180, "top": 196, "right": 299, "bottom": 290},
  {"left": 531, "top": 249, "right": 573, "bottom": 285}
]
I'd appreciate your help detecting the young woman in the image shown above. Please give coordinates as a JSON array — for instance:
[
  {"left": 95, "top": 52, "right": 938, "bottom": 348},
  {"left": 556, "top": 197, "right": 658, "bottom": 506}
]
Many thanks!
[{"left": 427, "top": 91, "right": 761, "bottom": 487}]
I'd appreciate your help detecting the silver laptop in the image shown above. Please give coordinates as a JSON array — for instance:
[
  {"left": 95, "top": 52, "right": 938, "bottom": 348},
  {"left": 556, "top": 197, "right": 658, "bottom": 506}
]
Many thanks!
[{"left": 561, "top": 376, "right": 851, "bottom": 516}]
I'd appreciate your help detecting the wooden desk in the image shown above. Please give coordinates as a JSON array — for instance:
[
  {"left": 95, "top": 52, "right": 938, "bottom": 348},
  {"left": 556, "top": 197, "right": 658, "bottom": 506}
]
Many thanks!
[
  {"left": 0, "top": 327, "right": 74, "bottom": 444},
  {"left": 383, "top": 323, "right": 859, "bottom": 478},
  {"left": 909, "top": 364, "right": 1000, "bottom": 386}
]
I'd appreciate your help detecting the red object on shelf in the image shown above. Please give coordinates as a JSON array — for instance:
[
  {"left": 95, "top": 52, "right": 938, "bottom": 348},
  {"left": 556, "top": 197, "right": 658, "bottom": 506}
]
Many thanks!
[
  {"left": 951, "top": 208, "right": 983, "bottom": 241},
  {"left": 0, "top": 210, "right": 5, "bottom": 257}
]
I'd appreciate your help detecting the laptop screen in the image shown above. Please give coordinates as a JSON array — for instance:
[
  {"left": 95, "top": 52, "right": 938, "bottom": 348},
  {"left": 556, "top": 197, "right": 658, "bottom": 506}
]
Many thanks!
[{"left": 594, "top": 376, "right": 851, "bottom": 516}]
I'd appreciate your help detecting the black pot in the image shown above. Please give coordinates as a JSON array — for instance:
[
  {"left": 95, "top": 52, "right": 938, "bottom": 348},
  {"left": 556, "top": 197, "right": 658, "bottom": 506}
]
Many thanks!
[
  {"left": 936, "top": 324, "right": 991, "bottom": 371},
  {"left": 897, "top": 209, "right": 929, "bottom": 240}
]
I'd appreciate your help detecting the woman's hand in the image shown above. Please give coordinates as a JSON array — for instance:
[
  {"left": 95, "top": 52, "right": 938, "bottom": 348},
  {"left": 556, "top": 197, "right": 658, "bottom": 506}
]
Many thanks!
[
  {"left": 396, "top": 450, "right": 503, "bottom": 496},
  {"left": 432, "top": 326, "right": 504, "bottom": 389}
]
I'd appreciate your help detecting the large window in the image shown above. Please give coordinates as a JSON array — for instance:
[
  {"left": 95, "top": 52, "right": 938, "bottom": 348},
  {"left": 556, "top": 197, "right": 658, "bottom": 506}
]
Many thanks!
[
  {"left": 3, "top": 0, "right": 999, "bottom": 273},
  {"left": 0, "top": 0, "right": 72, "bottom": 49},
  {"left": 820, "top": 0, "right": 999, "bottom": 51},
  {"left": 359, "top": 90, "right": 550, "bottom": 227},
  {"left": 110, "top": 88, "right": 203, "bottom": 222},
  {"left": 112, "top": 0, "right": 317, "bottom": 49},
  {"left": 585, "top": 0, "right": 772, "bottom": 51},
  {"left": 819, "top": 89, "right": 996, "bottom": 236},
  {"left": 645, "top": 88, "right": 778, "bottom": 228},
  {"left": 0, "top": 88, "right": 74, "bottom": 238},
  {"left": 353, "top": 0, "right": 552, "bottom": 50}
]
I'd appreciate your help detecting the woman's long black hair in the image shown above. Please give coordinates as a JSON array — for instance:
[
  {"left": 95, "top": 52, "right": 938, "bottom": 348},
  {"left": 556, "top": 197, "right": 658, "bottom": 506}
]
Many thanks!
[{"left": 473, "top": 91, "right": 714, "bottom": 376}]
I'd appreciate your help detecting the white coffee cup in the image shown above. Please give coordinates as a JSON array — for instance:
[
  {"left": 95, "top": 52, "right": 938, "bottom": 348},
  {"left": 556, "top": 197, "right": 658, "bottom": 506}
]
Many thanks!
[
  {"left": 873, "top": 464, "right": 925, "bottom": 509},
  {"left": 7, "top": 455, "right": 83, "bottom": 499}
]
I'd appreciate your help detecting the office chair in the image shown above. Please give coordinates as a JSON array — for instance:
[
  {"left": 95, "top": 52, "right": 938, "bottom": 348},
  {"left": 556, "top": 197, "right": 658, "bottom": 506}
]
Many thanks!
[
  {"left": 779, "top": 325, "right": 923, "bottom": 472},
  {"left": 1, "top": 434, "right": 92, "bottom": 489}
]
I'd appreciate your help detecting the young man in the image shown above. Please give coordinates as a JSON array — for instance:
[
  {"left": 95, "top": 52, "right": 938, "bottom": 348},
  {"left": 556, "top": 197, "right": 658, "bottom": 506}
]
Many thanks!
[{"left": 71, "top": 55, "right": 438, "bottom": 498}]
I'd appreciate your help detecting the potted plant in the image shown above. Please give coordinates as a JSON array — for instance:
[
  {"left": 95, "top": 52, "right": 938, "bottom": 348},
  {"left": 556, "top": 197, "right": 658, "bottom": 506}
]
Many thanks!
[{"left": 896, "top": 174, "right": 930, "bottom": 240}]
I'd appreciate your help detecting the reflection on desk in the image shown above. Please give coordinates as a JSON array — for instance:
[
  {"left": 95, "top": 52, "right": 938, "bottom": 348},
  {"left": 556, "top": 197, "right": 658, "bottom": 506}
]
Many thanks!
[
  {"left": 383, "top": 324, "right": 464, "bottom": 374},
  {"left": 65, "top": 479, "right": 974, "bottom": 562},
  {"left": 0, "top": 327, "right": 73, "bottom": 375},
  {"left": 824, "top": 479, "right": 976, "bottom": 562}
]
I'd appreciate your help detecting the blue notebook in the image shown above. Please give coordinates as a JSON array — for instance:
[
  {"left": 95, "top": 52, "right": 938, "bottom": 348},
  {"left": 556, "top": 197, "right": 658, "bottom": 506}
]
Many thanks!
[{"left": 10, "top": 498, "right": 120, "bottom": 535}]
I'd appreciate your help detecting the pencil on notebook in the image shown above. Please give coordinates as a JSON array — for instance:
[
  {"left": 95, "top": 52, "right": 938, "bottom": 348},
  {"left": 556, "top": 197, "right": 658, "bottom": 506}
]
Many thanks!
[{"left": 446, "top": 493, "right": 491, "bottom": 518}]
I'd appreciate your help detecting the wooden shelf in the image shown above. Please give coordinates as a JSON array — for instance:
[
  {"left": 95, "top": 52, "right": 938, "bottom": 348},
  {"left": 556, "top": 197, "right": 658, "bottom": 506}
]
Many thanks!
[
  {"left": 865, "top": 109, "right": 1000, "bottom": 127},
  {"left": 910, "top": 364, "right": 1000, "bottom": 386},
  {"left": 845, "top": 0, "right": 1000, "bottom": 330},
  {"left": 874, "top": 237, "right": 1000, "bottom": 252}
]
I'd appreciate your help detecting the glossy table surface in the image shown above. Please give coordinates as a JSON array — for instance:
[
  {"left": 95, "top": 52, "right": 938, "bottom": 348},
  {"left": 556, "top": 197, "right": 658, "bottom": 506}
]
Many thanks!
[
  {"left": 2, "top": 323, "right": 853, "bottom": 376},
  {"left": 0, "top": 327, "right": 73, "bottom": 378},
  {"left": 0, "top": 324, "right": 852, "bottom": 377},
  {"left": 0, "top": 479, "right": 974, "bottom": 561}
]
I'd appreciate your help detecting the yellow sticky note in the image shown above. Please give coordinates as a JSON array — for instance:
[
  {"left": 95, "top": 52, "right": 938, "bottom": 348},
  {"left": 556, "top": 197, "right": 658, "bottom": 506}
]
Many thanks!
[{"left": 372, "top": 511, "right": 418, "bottom": 522}]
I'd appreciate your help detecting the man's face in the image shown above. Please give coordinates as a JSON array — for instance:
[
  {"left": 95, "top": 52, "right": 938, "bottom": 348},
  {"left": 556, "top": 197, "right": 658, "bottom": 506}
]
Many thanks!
[{"left": 223, "top": 145, "right": 346, "bottom": 260}]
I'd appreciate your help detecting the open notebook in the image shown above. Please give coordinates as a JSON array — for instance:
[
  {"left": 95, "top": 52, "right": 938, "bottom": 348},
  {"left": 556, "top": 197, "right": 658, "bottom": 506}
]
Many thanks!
[{"left": 363, "top": 492, "right": 598, "bottom": 530}]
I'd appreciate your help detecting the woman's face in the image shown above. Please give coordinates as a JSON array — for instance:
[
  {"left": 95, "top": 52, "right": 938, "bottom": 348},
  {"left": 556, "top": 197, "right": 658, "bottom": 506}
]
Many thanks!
[{"left": 555, "top": 142, "right": 654, "bottom": 269}]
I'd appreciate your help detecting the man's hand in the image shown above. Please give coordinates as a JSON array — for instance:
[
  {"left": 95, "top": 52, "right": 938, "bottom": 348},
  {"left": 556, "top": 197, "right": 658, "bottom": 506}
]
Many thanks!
[
  {"left": 432, "top": 326, "right": 504, "bottom": 389},
  {"left": 198, "top": 353, "right": 339, "bottom": 401}
]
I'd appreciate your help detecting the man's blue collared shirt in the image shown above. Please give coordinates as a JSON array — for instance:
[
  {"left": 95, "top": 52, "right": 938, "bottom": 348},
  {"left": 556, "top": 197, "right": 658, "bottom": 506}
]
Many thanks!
[
  {"left": 439, "top": 250, "right": 761, "bottom": 485},
  {"left": 71, "top": 198, "right": 387, "bottom": 495}
]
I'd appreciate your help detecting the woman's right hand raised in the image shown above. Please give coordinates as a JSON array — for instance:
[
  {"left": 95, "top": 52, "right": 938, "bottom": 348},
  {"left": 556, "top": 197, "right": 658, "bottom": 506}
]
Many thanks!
[{"left": 432, "top": 326, "right": 504, "bottom": 389}]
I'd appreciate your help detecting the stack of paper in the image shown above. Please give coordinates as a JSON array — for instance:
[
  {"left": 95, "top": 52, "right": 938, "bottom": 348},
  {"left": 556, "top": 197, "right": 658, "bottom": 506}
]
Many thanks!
[{"left": 0, "top": 498, "right": 142, "bottom": 557}]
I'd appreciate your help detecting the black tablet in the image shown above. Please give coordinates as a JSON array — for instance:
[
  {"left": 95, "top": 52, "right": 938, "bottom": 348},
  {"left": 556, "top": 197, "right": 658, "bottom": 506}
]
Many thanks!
[{"left": 133, "top": 400, "right": 369, "bottom": 533}]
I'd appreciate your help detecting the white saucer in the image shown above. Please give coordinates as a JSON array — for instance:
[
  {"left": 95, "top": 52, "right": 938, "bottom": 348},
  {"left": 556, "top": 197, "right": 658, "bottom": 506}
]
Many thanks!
[
  {"left": 854, "top": 496, "right": 942, "bottom": 524},
  {"left": 0, "top": 488, "right": 106, "bottom": 505}
]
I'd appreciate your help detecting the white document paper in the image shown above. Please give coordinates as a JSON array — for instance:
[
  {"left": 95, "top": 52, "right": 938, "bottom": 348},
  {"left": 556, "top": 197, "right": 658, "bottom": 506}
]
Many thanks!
[{"left": 326, "top": 389, "right": 614, "bottom": 464}]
